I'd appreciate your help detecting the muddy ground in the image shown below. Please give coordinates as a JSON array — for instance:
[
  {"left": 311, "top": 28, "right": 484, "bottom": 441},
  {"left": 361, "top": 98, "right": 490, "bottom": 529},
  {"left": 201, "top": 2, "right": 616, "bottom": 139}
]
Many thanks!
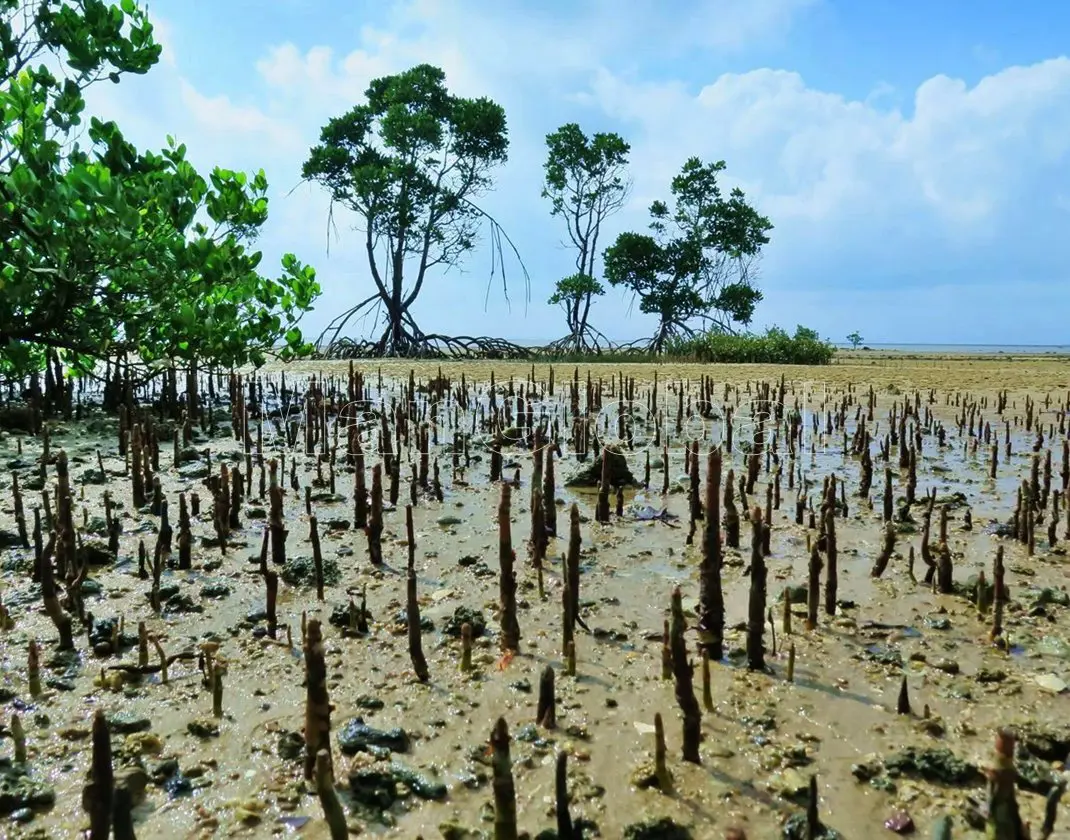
[{"left": 1, "top": 355, "right": 1069, "bottom": 839}]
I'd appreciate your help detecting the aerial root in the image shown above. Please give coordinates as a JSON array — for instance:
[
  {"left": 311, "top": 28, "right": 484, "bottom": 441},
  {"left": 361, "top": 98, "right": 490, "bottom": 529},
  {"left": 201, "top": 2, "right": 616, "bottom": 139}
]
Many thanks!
[{"left": 318, "top": 333, "right": 530, "bottom": 360}]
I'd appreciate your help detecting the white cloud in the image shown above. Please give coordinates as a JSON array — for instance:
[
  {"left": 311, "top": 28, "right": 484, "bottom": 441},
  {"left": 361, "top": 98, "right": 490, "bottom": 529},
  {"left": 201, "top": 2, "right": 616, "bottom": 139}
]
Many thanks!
[
  {"left": 75, "top": 0, "right": 1070, "bottom": 344},
  {"left": 149, "top": 12, "right": 177, "bottom": 67},
  {"left": 177, "top": 80, "right": 304, "bottom": 155},
  {"left": 590, "top": 58, "right": 1070, "bottom": 234},
  {"left": 677, "top": 0, "right": 819, "bottom": 50}
]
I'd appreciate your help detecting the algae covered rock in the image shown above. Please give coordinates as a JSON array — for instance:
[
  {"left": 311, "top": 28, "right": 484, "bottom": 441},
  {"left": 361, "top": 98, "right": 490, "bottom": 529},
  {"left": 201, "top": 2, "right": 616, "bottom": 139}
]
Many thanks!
[
  {"left": 883, "top": 746, "right": 980, "bottom": 785},
  {"left": 439, "top": 822, "right": 488, "bottom": 840},
  {"left": 328, "top": 601, "right": 373, "bottom": 630},
  {"left": 348, "top": 765, "right": 398, "bottom": 808},
  {"left": 177, "top": 461, "right": 209, "bottom": 480},
  {"left": 443, "top": 606, "right": 486, "bottom": 638},
  {"left": 280, "top": 554, "right": 341, "bottom": 587},
  {"left": 347, "top": 761, "right": 446, "bottom": 808},
  {"left": 338, "top": 718, "right": 410, "bottom": 755},
  {"left": 78, "top": 538, "right": 115, "bottom": 566},
  {"left": 622, "top": 817, "right": 692, "bottom": 839},
  {"left": 932, "top": 491, "right": 968, "bottom": 510},
  {"left": 0, "top": 760, "right": 55, "bottom": 815},
  {"left": 565, "top": 444, "right": 636, "bottom": 488},
  {"left": 1018, "top": 722, "right": 1070, "bottom": 763},
  {"left": 388, "top": 762, "right": 447, "bottom": 800},
  {"left": 782, "top": 813, "right": 843, "bottom": 839}
]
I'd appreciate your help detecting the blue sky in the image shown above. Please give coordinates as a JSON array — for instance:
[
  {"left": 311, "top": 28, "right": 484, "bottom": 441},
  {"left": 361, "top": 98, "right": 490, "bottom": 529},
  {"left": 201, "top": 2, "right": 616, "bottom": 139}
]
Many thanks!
[{"left": 87, "top": 0, "right": 1070, "bottom": 345}]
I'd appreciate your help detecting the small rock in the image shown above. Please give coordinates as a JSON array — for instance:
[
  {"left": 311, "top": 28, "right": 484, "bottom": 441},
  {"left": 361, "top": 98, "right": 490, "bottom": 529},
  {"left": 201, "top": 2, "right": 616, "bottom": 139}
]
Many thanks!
[
  {"left": 438, "top": 819, "right": 486, "bottom": 839},
  {"left": 199, "top": 581, "right": 231, "bottom": 599},
  {"left": 8, "top": 807, "right": 34, "bottom": 823},
  {"left": 621, "top": 817, "right": 692, "bottom": 839},
  {"left": 163, "top": 772, "right": 193, "bottom": 798},
  {"left": 884, "top": 810, "right": 915, "bottom": 834},
  {"left": 1036, "top": 673, "right": 1067, "bottom": 694},
  {"left": 187, "top": 719, "right": 220, "bottom": 738},
  {"left": 115, "top": 766, "right": 149, "bottom": 806},
  {"left": 930, "top": 658, "right": 960, "bottom": 675},
  {"left": 106, "top": 713, "right": 152, "bottom": 735},
  {"left": 277, "top": 731, "right": 304, "bottom": 761},
  {"left": 767, "top": 768, "right": 809, "bottom": 802},
  {"left": 337, "top": 718, "right": 410, "bottom": 755}
]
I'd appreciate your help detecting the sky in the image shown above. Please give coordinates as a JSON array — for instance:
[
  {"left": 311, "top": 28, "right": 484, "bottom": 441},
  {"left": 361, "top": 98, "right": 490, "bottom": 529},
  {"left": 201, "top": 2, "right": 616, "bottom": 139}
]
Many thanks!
[{"left": 83, "top": 0, "right": 1070, "bottom": 346}]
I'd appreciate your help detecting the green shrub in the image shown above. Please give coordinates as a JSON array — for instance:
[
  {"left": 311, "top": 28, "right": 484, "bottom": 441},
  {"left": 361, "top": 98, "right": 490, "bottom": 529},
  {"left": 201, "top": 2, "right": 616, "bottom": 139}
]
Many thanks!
[{"left": 665, "top": 325, "right": 836, "bottom": 365}]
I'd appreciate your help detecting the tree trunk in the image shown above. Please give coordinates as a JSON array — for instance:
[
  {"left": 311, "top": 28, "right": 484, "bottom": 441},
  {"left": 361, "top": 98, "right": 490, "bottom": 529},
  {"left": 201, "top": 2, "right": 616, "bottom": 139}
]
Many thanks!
[
  {"left": 388, "top": 295, "right": 404, "bottom": 355},
  {"left": 566, "top": 298, "right": 579, "bottom": 341},
  {"left": 652, "top": 320, "right": 670, "bottom": 355},
  {"left": 577, "top": 292, "right": 593, "bottom": 345},
  {"left": 377, "top": 290, "right": 409, "bottom": 356}
]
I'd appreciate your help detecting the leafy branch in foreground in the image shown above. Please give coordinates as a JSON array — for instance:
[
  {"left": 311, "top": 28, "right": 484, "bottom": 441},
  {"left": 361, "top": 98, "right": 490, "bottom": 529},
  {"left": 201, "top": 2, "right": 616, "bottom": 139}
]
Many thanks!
[{"left": 0, "top": 0, "right": 319, "bottom": 377}]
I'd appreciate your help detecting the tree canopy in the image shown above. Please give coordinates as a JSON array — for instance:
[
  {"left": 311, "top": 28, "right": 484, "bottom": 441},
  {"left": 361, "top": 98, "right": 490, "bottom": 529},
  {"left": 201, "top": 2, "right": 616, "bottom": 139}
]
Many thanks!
[
  {"left": 0, "top": 0, "right": 319, "bottom": 377},
  {"left": 0, "top": 4, "right": 795, "bottom": 372},
  {"left": 302, "top": 63, "right": 524, "bottom": 357},
  {"left": 542, "top": 123, "right": 630, "bottom": 350},
  {"left": 604, "top": 156, "right": 772, "bottom": 352}
]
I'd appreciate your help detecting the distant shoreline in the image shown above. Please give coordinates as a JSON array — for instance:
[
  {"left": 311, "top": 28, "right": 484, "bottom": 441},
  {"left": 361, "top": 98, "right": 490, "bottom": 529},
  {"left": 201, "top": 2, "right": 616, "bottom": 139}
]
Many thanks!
[
  {"left": 838, "top": 343, "right": 1070, "bottom": 354},
  {"left": 291, "top": 337, "right": 1070, "bottom": 364},
  {"left": 832, "top": 347, "right": 1070, "bottom": 362},
  {"left": 503, "top": 339, "right": 1070, "bottom": 356}
]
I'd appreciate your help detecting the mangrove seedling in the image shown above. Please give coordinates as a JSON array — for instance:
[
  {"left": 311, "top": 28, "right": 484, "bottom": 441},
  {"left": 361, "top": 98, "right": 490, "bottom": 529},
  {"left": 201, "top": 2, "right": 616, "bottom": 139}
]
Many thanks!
[
  {"left": 698, "top": 448, "right": 725, "bottom": 659},
  {"left": 303, "top": 619, "right": 333, "bottom": 781},
  {"left": 670, "top": 586, "right": 701, "bottom": 763},
  {"left": 84, "top": 709, "right": 114, "bottom": 840},
  {"left": 406, "top": 505, "right": 430, "bottom": 681},
  {"left": 491, "top": 717, "right": 518, "bottom": 840},
  {"left": 460, "top": 622, "right": 473, "bottom": 673},
  {"left": 747, "top": 507, "right": 767, "bottom": 671},
  {"left": 498, "top": 482, "right": 521, "bottom": 652},
  {"left": 315, "top": 749, "right": 348, "bottom": 840},
  {"left": 985, "top": 728, "right": 1026, "bottom": 839},
  {"left": 555, "top": 751, "right": 574, "bottom": 839},
  {"left": 537, "top": 665, "right": 556, "bottom": 728}
]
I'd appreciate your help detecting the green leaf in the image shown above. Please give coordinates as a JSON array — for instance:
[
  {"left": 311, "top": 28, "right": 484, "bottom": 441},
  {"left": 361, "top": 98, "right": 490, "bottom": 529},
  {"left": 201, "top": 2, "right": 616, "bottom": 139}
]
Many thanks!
[
  {"left": 602, "top": 155, "right": 771, "bottom": 351},
  {"left": 301, "top": 63, "right": 510, "bottom": 351},
  {"left": 0, "top": 2, "right": 317, "bottom": 375}
]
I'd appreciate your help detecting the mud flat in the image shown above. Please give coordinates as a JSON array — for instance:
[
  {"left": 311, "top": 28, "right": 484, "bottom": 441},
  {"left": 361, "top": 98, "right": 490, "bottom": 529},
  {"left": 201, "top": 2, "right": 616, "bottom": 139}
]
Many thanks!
[{"left": 1, "top": 354, "right": 1069, "bottom": 839}]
